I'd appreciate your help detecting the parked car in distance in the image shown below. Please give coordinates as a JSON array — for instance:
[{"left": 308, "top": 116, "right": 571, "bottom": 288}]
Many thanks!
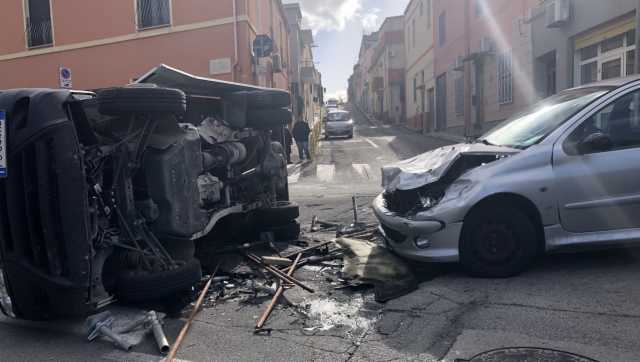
[
  {"left": 324, "top": 110, "right": 354, "bottom": 139},
  {"left": 374, "top": 76, "right": 640, "bottom": 278}
]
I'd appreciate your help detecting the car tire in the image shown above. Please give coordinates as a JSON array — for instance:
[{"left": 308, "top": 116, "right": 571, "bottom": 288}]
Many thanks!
[
  {"left": 246, "top": 108, "right": 292, "bottom": 128},
  {"left": 115, "top": 259, "right": 202, "bottom": 302},
  {"left": 97, "top": 86, "right": 187, "bottom": 116},
  {"left": 255, "top": 201, "right": 300, "bottom": 226},
  {"left": 460, "top": 204, "right": 538, "bottom": 278},
  {"left": 230, "top": 91, "right": 291, "bottom": 109},
  {"left": 269, "top": 221, "right": 301, "bottom": 241}
]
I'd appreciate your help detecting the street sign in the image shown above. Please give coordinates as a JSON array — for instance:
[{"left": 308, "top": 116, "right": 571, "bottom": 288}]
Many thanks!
[
  {"left": 253, "top": 34, "right": 274, "bottom": 58},
  {"left": 59, "top": 66, "right": 73, "bottom": 89}
]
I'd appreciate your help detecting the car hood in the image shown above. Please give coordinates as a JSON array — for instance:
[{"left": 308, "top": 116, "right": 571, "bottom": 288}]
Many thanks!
[{"left": 381, "top": 143, "right": 520, "bottom": 192}]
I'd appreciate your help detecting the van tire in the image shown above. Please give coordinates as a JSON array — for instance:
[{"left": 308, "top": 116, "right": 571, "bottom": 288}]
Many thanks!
[
  {"left": 115, "top": 259, "right": 202, "bottom": 302},
  {"left": 97, "top": 86, "right": 187, "bottom": 116}
]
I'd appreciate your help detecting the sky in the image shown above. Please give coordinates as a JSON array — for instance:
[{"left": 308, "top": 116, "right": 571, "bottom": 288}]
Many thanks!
[{"left": 282, "top": 0, "right": 410, "bottom": 101}]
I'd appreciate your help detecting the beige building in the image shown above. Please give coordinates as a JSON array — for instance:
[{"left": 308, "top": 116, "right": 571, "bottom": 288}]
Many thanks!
[
  {"left": 372, "top": 16, "right": 405, "bottom": 124},
  {"left": 404, "top": 0, "right": 435, "bottom": 131}
]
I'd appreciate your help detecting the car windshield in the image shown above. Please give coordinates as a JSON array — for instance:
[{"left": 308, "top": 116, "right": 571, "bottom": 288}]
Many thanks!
[
  {"left": 327, "top": 112, "right": 350, "bottom": 122},
  {"left": 479, "top": 87, "right": 613, "bottom": 149}
]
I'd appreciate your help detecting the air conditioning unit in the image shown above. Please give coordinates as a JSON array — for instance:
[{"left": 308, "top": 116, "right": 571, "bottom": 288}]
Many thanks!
[
  {"left": 453, "top": 55, "right": 465, "bottom": 71},
  {"left": 480, "top": 37, "right": 495, "bottom": 54},
  {"left": 271, "top": 54, "right": 282, "bottom": 73},
  {"left": 546, "top": 0, "right": 571, "bottom": 28}
]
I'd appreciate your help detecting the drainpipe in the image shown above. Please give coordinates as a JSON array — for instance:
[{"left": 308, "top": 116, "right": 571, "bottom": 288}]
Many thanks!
[
  {"left": 464, "top": 0, "right": 472, "bottom": 137},
  {"left": 232, "top": 0, "right": 239, "bottom": 82},
  {"left": 636, "top": 1, "right": 640, "bottom": 74}
]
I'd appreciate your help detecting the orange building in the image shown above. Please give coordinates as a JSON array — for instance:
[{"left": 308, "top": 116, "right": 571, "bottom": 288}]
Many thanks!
[{"left": 0, "top": 0, "right": 290, "bottom": 90}]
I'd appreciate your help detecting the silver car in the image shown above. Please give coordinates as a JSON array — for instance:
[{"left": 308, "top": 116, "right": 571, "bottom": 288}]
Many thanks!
[
  {"left": 325, "top": 110, "right": 354, "bottom": 139},
  {"left": 373, "top": 76, "right": 640, "bottom": 277}
]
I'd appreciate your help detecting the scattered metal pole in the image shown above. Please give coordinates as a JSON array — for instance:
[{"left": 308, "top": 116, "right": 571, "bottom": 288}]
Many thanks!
[
  {"left": 352, "top": 194, "right": 359, "bottom": 225},
  {"left": 255, "top": 253, "right": 302, "bottom": 330},
  {"left": 280, "top": 241, "right": 333, "bottom": 258},
  {"left": 245, "top": 253, "right": 315, "bottom": 293},
  {"left": 166, "top": 263, "right": 220, "bottom": 362},
  {"left": 148, "top": 311, "right": 170, "bottom": 355},
  {"left": 86, "top": 312, "right": 133, "bottom": 352}
]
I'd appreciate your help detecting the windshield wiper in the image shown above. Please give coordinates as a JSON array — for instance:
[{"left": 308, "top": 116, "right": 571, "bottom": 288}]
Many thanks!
[{"left": 477, "top": 138, "right": 497, "bottom": 146}]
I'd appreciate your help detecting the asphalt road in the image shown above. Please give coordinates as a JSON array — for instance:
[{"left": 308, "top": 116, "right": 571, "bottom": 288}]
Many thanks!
[{"left": 1, "top": 106, "right": 640, "bottom": 361}]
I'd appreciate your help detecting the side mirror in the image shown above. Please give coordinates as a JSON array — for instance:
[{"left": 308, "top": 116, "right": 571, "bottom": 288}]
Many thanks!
[{"left": 578, "top": 132, "right": 613, "bottom": 154}]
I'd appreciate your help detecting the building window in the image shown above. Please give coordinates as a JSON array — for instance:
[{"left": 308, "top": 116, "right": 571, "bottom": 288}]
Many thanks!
[
  {"left": 25, "top": 0, "right": 53, "bottom": 48},
  {"left": 413, "top": 77, "right": 418, "bottom": 103},
  {"left": 420, "top": 0, "right": 424, "bottom": 16},
  {"left": 455, "top": 75, "right": 464, "bottom": 115},
  {"left": 576, "top": 29, "right": 636, "bottom": 85},
  {"left": 426, "top": 0, "right": 432, "bottom": 28},
  {"left": 137, "top": 0, "right": 171, "bottom": 30},
  {"left": 497, "top": 50, "right": 513, "bottom": 104},
  {"left": 438, "top": 12, "right": 446, "bottom": 46},
  {"left": 475, "top": 0, "right": 483, "bottom": 17}
]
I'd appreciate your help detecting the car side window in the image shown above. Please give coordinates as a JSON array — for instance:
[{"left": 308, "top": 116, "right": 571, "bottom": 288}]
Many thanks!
[{"left": 565, "top": 90, "right": 640, "bottom": 155}]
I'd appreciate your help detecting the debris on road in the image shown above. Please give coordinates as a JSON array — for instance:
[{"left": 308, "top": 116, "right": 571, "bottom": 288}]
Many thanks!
[
  {"left": 117, "top": 311, "right": 170, "bottom": 355},
  {"left": 86, "top": 311, "right": 133, "bottom": 352},
  {"left": 255, "top": 253, "right": 303, "bottom": 331},
  {"left": 336, "top": 237, "right": 417, "bottom": 302},
  {"left": 260, "top": 256, "right": 294, "bottom": 266}
]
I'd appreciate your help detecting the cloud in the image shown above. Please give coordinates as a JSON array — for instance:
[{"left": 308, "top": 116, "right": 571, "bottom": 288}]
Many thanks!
[
  {"left": 361, "top": 8, "right": 381, "bottom": 32},
  {"left": 284, "top": 0, "right": 363, "bottom": 34},
  {"left": 325, "top": 89, "right": 348, "bottom": 102}
]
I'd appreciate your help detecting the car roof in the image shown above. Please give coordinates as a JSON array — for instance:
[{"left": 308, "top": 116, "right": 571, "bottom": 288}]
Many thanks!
[
  {"left": 568, "top": 74, "right": 640, "bottom": 91},
  {"left": 328, "top": 109, "right": 348, "bottom": 114}
]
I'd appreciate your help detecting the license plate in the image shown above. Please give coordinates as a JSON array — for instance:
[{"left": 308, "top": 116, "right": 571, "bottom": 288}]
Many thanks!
[{"left": 0, "top": 110, "right": 6, "bottom": 178}]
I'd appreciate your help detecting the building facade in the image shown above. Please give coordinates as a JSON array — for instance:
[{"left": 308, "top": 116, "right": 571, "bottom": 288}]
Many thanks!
[
  {"left": 0, "top": 0, "right": 291, "bottom": 91},
  {"left": 405, "top": 0, "right": 435, "bottom": 132},
  {"left": 532, "top": 0, "right": 639, "bottom": 97},
  {"left": 371, "top": 16, "right": 406, "bottom": 124}
]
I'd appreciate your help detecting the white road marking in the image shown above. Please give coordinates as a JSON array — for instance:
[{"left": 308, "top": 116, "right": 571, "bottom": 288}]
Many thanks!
[
  {"left": 352, "top": 163, "right": 373, "bottom": 180},
  {"left": 364, "top": 138, "right": 379, "bottom": 149},
  {"left": 316, "top": 164, "right": 335, "bottom": 182}
]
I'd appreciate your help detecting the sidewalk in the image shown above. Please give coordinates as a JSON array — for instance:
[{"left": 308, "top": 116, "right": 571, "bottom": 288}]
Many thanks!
[{"left": 350, "top": 103, "right": 466, "bottom": 144}]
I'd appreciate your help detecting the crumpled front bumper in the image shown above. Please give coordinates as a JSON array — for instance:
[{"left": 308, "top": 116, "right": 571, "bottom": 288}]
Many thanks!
[{"left": 372, "top": 194, "right": 462, "bottom": 262}]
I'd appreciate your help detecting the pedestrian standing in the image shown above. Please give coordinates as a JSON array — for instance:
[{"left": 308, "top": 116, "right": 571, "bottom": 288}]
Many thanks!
[
  {"left": 284, "top": 126, "right": 293, "bottom": 164},
  {"left": 292, "top": 120, "right": 312, "bottom": 162}
]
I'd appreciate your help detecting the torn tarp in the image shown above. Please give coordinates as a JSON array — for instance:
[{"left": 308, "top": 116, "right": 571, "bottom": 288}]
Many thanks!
[{"left": 336, "top": 238, "right": 416, "bottom": 302}]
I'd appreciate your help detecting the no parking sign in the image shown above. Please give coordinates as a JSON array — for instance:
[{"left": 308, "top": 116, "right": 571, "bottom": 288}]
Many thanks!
[{"left": 59, "top": 66, "right": 73, "bottom": 89}]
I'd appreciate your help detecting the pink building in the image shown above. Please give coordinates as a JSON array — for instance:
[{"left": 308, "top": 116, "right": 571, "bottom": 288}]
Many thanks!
[
  {"left": 433, "top": 0, "right": 538, "bottom": 137},
  {"left": 0, "top": 0, "right": 290, "bottom": 91}
]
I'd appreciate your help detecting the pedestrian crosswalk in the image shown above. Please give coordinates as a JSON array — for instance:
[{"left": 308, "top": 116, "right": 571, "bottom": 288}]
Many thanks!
[{"left": 288, "top": 162, "right": 379, "bottom": 185}]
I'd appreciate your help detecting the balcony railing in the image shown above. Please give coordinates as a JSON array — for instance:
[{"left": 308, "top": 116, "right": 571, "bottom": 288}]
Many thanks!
[{"left": 26, "top": 17, "right": 53, "bottom": 48}]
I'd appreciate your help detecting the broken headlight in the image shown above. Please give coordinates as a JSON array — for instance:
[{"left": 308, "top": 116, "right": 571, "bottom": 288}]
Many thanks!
[{"left": 419, "top": 195, "right": 439, "bottom": 209}]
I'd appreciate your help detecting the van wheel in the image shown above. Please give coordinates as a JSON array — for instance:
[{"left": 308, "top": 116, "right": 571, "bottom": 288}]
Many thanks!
[
  {"left": 255, "top": 201, "right": 300, "bottom": 226},
  {"left": 115, "top": 259, "right": 202, "bottom": 302},
  {"left": 97, "top": 86, "right": 187, "bottom": 116},
  {"left": 460, "top": 205, "right": 537, "bottom": 278}
]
